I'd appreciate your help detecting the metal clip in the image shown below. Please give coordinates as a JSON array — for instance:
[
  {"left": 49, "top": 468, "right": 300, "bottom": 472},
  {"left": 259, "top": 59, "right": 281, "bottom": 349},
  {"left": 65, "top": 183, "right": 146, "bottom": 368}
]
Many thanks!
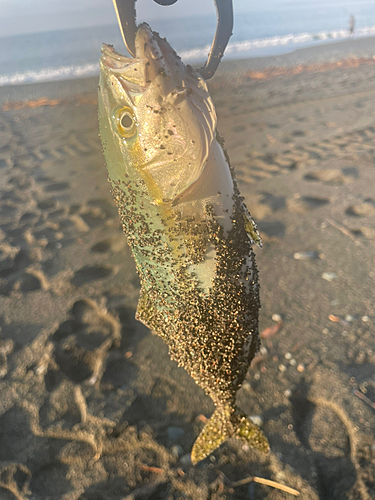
[
  {"left": 198, "top": 0, "right": 233, "bottom": 80},
  {"left": 112, "top": 0, "right": 138, "bottom": 58},
  {"left": 112, "top": 0, "right": 233, "bottom": 79}
]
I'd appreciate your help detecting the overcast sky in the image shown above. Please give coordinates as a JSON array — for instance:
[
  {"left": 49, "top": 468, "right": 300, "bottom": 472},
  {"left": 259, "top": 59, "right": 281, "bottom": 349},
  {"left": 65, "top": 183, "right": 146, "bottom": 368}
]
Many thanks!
[
  {"left": 0, "top": 0, "right": 243, "bottom": 37},
  {"left": 0, "top": 0, "right": 367, "bottom": 38}
]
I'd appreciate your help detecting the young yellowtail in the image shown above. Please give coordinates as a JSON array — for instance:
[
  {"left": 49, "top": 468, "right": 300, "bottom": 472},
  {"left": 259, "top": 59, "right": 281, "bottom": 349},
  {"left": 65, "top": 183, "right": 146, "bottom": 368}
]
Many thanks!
[{"left": 98, "top": 22, "right": 268, "bottom": 464}]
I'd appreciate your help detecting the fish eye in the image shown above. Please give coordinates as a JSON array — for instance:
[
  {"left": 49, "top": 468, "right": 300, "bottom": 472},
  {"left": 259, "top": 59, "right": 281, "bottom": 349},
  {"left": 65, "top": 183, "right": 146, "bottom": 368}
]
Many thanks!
[
  {"left": 121, "top": 113, "right": 133, "bottom": 129},
  {"left": 115, "top": 106, "right": 137, "bottom": 138}
]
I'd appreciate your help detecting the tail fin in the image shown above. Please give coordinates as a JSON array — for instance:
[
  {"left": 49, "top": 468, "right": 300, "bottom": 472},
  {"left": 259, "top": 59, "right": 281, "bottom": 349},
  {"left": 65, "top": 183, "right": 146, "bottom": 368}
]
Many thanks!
[{"left": 191, "top": 405, "right": 269, "bottom": 464}]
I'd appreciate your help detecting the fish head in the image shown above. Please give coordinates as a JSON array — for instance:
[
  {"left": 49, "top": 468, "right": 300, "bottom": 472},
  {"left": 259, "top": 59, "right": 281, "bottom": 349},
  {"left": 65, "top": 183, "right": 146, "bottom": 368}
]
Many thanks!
[{"left": 99, "top": 23, "right": 217, "bottom": 204}]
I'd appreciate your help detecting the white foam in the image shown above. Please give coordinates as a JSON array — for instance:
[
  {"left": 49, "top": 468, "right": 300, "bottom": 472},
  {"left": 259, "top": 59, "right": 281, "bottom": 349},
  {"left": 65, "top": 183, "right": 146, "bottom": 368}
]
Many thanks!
[{"left": 0, "top": 63, "right": 98, "bottom": 87}]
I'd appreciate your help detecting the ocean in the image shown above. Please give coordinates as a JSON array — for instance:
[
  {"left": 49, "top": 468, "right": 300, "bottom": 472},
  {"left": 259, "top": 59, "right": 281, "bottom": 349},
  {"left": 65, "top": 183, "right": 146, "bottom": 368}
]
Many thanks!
[{"left": 1, "top": 1, "right": 375, "bottom": 87}]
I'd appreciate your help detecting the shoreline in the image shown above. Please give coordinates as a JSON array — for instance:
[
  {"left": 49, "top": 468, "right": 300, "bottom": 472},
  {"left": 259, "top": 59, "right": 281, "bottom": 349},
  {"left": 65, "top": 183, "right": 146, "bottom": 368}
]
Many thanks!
[
  {"left": 1, "top": 35, "right": 375, "bottom": 104},
  {"left": 218, "top": 34, "right": 375, "bottom": 72}
]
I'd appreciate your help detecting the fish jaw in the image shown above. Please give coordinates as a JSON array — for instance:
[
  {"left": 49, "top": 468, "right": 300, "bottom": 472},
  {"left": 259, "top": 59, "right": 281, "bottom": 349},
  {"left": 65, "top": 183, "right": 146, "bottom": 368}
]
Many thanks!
[{"left": 98, "top": 23, "right": 217, "bottom": 204}]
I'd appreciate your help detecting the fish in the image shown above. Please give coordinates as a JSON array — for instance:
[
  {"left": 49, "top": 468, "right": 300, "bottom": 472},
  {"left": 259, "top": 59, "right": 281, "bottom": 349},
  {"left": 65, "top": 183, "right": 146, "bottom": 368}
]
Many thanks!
[{"left": 98, "top": 23, "right": 269, "bottom": 463}]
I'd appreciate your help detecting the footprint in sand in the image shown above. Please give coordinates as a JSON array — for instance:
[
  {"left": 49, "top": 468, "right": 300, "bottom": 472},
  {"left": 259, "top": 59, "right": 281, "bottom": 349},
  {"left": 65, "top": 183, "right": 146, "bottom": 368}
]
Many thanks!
[
  {"left": 44, "top": 181, "right": 70, "bottom": 192},
  {"left": 0, "top": 247, "right": 36, "bottom": 296},
  {"left": 287, "top": 196, "right": 330, "bottom": 214},
  {"left": 0, "top": 203, "right": 17, "bottom": 218},
  {"left": 71, "top": 265, "right": 114, "bottom": 286},
  {"left": 292, "top": 130, "right": 306, "bottom": 137},
  {"left": 77, "top": 199, "right": 118, "bottom": 229},
  {"left": 342, "top": 167, "right": 359, "bottom": 178},
  {"left": 18, "top": 272, "right": 42, "bottom": 293},
  {"left": 38, "top": 198, "right": 58, "bottom": 210},
  {"left": 0, "top": 157, "right": 13, "bottom": 170},
  {"left": 68, "top": 204, "right": 81, "bottom": 215},
  {"left": 0, "top": 405, "right": 31, "bottom": 463},
  {"left": 346, "top": 200, "right": 375, "bottom": 217},
  {"left": 8, "top": 174, "right": 33, "bottom": 190},
  {"left": 248, "top": 193, "right": 286, "bottom": 220},
  {"left": 302, "top": 196, "right": 330, "bottom": 208},
  {"left": 47, "top": 208, "right": 66, "bottom": 221},
  {"left": 29, "top": 461, "right": 71, "bottom": 500},
  {"left": 79, "top": 208, "right": 107, "bottom": 229},
  {"left": 304, "top": 168, "right": 357, "bottom": 185},
  {"left": 51, "top": 298, "right": 121, "bottom": 385},
  {"left": 19, "top": 212, "right": 40, "bottom": 226},
  {"left": 87, "top": 198, "right": 117, "bottom": 216},
  {"left": 291, "top": 393, "right": 357, "bottom": 499},
  {"left": 358, "top": 227, "right": 375, "bottom": 240},
  {"left": 257, "top": 220, "right": 285, "bottom": 238},
  {"left": 91, "top": 237, "right": 125, "bottom": 254},
  {"left": 259, "top": 192, "right": 286, "bottom": 211},
  {"left": 91, "top": 240, "right": 112, "bottom": 253}
]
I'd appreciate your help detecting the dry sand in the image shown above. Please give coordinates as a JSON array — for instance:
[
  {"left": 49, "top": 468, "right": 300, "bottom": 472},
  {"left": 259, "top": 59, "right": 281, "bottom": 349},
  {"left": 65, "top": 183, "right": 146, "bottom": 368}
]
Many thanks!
[{"left": 0, "top": 38, "right": 375, "bottom": 499}]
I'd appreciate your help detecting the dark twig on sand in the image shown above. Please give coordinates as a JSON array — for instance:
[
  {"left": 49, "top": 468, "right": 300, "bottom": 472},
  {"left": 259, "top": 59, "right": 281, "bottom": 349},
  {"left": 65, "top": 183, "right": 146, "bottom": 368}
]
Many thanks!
[
  {"left": 139, "top": 463, "right": 165, "bottom": 474},
  {"left": 219, "top": 471, "right": 300, "bottom": 496},
  {"left": 354, "top": 390, "right": 375, "bottom": 411}
]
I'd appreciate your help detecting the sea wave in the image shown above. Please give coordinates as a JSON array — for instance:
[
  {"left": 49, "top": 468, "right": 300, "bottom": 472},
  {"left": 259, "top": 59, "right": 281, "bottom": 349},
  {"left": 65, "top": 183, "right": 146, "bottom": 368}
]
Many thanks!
[
  {"left": 180, "top": 25, "right": 375, "bottom": 61},
  {"left": 0, "top": 63, "right": 98, "bottom": 87},
  {"left": 2, "top": 25, "right": 375, "bottom": 87}
]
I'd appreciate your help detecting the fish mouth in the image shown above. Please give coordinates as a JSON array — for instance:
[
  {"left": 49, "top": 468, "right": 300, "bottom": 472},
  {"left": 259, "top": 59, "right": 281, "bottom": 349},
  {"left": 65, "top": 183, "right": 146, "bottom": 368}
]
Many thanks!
[
  {"left": 100, "top": 23, "right": 184, "bottom": 94},
  {"left": 100, "top": 43, "right": 148, "bottom": 93},
  {"left": 100, "top": 44, "right": 136, "bottom": 71}
]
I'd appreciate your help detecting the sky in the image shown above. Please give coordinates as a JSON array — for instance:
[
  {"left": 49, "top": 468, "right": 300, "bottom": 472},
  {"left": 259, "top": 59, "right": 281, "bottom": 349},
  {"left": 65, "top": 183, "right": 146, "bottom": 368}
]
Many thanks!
[
  {"left": 0, "top": 0, "right": 216, "bottom": 37},
  {"left": 0, "top": 0, "right": 369, "bottom": 38}
]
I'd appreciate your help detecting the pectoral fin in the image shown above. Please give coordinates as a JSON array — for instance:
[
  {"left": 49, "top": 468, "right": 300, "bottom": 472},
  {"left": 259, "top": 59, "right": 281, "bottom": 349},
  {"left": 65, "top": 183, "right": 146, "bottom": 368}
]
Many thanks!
[{"left": 242, "top": 208, "right": 262, "bottom": 248}]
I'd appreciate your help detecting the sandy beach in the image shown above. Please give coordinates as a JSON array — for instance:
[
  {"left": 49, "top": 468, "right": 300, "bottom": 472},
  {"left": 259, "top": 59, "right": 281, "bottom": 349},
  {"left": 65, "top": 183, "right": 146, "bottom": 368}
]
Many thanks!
[{"left": 0, "top": 37, "right": 375, "bottom": 499}]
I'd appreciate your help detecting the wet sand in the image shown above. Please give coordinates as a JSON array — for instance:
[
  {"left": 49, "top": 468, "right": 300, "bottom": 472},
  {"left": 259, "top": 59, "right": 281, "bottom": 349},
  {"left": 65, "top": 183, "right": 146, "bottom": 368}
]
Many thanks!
[{"left": 0, "top": 39, "right": 375, "bottom": 499}]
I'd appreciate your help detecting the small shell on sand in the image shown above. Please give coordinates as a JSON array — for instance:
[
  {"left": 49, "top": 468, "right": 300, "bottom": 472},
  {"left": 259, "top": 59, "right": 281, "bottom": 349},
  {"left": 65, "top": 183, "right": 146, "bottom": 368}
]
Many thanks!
[
  {"left": 293, "top": 251, "right": 320, "bottom": 260},
  {"left": 322, "top": 272, "right": 338, "bottom": 282}
]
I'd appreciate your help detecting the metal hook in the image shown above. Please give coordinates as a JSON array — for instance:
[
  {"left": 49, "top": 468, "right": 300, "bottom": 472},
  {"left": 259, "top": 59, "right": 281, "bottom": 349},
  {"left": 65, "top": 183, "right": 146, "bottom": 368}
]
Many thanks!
[
  {"left": 112, "top": 0, "right": 138, "bottom": 58},
  {"left": 112, "top": 0, "right": 233, "bottom": 80},
  {"left": 198, "top": 0, "right": 233, "bottom": 80}
]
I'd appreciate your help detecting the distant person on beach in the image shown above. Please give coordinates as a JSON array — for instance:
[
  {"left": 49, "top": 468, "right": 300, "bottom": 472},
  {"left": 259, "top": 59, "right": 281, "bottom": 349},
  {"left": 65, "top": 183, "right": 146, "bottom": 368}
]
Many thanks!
[{"left": 349, "top": 15, "right": 355, "bottom": 37}]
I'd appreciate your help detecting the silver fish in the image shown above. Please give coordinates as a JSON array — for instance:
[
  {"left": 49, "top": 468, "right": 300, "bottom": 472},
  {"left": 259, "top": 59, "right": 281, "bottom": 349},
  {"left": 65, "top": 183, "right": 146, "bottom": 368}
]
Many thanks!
[{"left": 98, "top": 23, "right": 269, "bottom": 463}]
